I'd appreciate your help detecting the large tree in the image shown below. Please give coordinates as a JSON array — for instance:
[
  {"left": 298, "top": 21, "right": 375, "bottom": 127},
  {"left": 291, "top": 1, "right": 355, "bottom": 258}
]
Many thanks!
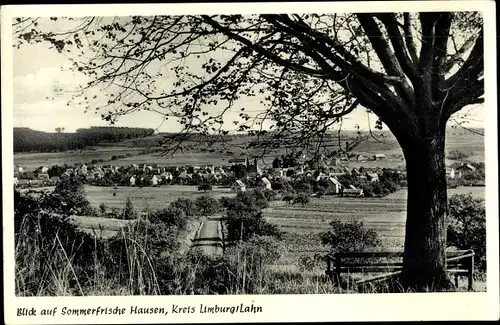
[{"left": 13, "top": 11, "right": 484, "bottom": 290}]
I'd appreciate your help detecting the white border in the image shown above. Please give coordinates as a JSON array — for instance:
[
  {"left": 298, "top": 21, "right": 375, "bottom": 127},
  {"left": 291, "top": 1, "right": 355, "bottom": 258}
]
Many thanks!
[{"left": 2, "top": 2, "right": 499, "bottom": 323}]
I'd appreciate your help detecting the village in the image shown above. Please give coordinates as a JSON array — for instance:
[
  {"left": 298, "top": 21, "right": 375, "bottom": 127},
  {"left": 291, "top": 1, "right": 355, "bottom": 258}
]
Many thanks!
[{"left": 13, "top": 151, "right": 480, "bottom": 198}]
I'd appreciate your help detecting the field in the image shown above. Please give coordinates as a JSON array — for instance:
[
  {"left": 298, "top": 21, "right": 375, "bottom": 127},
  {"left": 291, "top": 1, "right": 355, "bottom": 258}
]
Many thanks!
[
  {"left": 266, "top": 186, "right": 485, "bottom": 270},
  {"left": 70, "top": 215, "right": 135, "bottom": 238},
  {"left": 14, "top": 147, "right": 146, "bottom": 170},
  {"left": 84, "top": 185, "right": 236, "bottom": 211}
]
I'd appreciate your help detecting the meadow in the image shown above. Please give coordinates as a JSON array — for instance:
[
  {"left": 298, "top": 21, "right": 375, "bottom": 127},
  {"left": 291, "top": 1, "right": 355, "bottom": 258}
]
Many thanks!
[
  {"left": 84, "top": 185, "right": 236, "bottom": 211},
  {"left": 265, "top": 186, "right": 485, "bottom": 272},
  {"left": 14, "top": 147, "right": 146, "bottom": 170}
]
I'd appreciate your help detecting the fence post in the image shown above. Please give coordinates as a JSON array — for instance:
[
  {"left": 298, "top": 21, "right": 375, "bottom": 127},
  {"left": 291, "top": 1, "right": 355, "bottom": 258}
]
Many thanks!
[
  {"left": 335, "top": 254, "right": 341, "bottom": 284},
  {"left": 468, "top": 251, "right": 474, "bottom": 291}
]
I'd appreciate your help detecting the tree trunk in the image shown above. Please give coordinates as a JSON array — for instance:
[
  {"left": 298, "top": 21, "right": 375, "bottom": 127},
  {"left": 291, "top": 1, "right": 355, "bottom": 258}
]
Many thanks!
[{"left": 400, "top": 131, "right": 453, "bottom": 291}]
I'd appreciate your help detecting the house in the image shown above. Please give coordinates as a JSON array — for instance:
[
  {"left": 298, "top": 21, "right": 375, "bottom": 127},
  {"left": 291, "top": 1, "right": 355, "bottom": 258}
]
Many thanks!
[
  {"left": 261, "top": 177, "right": 272, "bottom": 190},
  {"left": 65, "top": 168, "right": 74, "bottom": 175},
  {"left": 343, "top": 188, "right": 364, "bottom": 197},
  {"left": 130, "top": 176, "right": 136, "bottom": 186},
  {"left": 217, "top": 167, "right": 227, "bottom": 176},
  {"left": 457, "top": 163, "right": 476, "bottom": 172},
  {"left": 146, "top": 165, "right": 154, "bottom": 172},
  {"left": 366, "top": 173, "right": 379, "bottom": 182},
  {"left": 315, "top": 172, "right": 328, "bottom": 181},
  {"left": 445, "top": 168, "right": 456, "bottom": 179},
  {"left": 61, "top": 172, "right": 71, "bottom": 181},
  {"left": 151, "top": 175, "right": 159, "bottom": 186},
  {"left": 79, "top": 164, "right": 88, "bottom": 175},
  {"left": 356, "top": 154, "right": 366, "bottom": 162},
  {"left": 349, "top": 184, "right": 358, "bottom": 190},
  {"left": 14, "top": 177, "right": 18, "bottom": 186},
  {"left": 373, "top": 153, "right": 386, "bottom": 160},
  {"left": 343, "top": 167, "right": 352, "bottom": 175},
  {"left": 351, "top": 168, "right": 361, "bottom": 176},
  {"left": 327, "top": 177, "right": 342, "bottom": 194},
  {"left": 205, "top": 165, "right": 216, "bottom": 174},
  {"left": 93, "top": 170, "right": 104, "bottom": 179},
  {"left": 38, "top": 173, "right": 50, "bottom": 181},
  {"left": 231, "top": 180, "right": 246, "bottom": 192},
  {"left": 160, "top": 172, "right": 173, "bottom": 181},
  {"left": 15, "top": 165, "right": 24, "bottom": 173}
]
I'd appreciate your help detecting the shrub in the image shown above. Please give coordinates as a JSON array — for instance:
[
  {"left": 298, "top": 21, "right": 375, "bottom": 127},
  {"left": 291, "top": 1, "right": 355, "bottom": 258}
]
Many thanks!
[
  {"left": 49, "top": 177, "right": 93, "bottom": 216},
  {"left": 122, "top": 197, "right": 137, "bottom": 220},
  {"left": 99, "top": 203, "right": 107, "bottom": 215},
  {"left": 197, "top": 183, "right": 212, "bottom": 192},
  {"left": 320, "top": 219, "right": 380, "bottom": 253},
  {"left": 226, "top": 210, "right": 282, "bottom": 242},
  {"left": 298, "top": 253, "right": 325, "bottom": 272},
  {"left": 195, "top": 195, "right": 221, "bottom": 216},
  {"left": 170, "top": 198, "right": 198, "bottom": 217},
  {"left": 293, "top": 193, "right": 310, "bottom": 207},
  {"left": 282, "top": 194, "right": 294, "bottom": 204},
  {"left": 263, "top": 189, "right": 276, "bottom": 201},
  {"left": 223, "top": 193, "right": 281, "bottom": 242},
  {"left": 448, "top": 149, "right": 469, "bottom": 160},
  {"left": 149, "top": 207, "right": 187, "bottom": 231},
  {"left": 447, "top": 194, "right": 486, "bottom": 271}
]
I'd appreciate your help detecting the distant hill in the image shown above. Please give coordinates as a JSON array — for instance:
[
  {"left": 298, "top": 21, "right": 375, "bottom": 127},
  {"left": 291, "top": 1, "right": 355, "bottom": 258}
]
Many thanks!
[
  {"left": 14, "top": 126, "right": 155, "bottom": 153},
  {"left": 108, "top": 127, "right": 484, "bottom": 160}
]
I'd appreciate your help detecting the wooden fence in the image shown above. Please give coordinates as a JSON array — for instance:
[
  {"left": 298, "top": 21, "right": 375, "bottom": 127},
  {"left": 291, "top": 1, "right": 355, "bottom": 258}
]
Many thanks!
[{"left": 326, "top": 249, "right": 475, "bottom": 290}]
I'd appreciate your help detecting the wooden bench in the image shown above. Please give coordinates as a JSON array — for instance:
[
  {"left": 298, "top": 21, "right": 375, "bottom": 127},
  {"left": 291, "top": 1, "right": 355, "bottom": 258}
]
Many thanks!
[{"left": 325, "top": 249, "right": 475, "bottom": 290}]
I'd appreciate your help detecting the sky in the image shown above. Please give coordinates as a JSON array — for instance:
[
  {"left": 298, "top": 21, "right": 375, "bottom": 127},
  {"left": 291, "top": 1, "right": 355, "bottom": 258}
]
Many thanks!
[{"left": 12, "top": 18, "right": 485, "bottom": 134}]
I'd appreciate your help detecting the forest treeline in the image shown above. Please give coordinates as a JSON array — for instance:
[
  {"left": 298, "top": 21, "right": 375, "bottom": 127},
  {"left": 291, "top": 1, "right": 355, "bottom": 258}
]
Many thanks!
[{"left": 14, "top": 127, "right": 155, "bottom": 152}]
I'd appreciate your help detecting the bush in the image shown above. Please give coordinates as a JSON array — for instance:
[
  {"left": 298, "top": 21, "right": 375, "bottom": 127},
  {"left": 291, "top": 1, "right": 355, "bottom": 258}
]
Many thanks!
[
  {"left": 170, "top": 198, "right": 198, "bottom": 217},
  {"left": 298, "top": 253, "right": 325, "bottom": 272},
  {"left": 448, "top": 149, "right": 469, "bottom": 160},
  {"left": 223, "top": 192, "right": 282, "bottom": 242},
  {"left": 320, "top": 219, "right": 380, "bottom": 253},
  {"left": 49, "top": 177, "right": 93, "bottom": 216},
  {"left": 282, "top": 194, "right": 294, "bottom": 204},
  {"left": 226, "top": 209, "right": 282, "bottom": 242},
  {"left": 122, "top": 197, "right": 137, "bottom": 220},
  {"left": 99, "top": 203, "right": 107, "bottom": 215},
  {"left": 447, "top": 194, "right": 486, "bottom": 271},
  {"left": 195, "top": 195, "right": 221, "bottom": 216},
  {"left": 293, "top": 193, "right": 310, "bottom": 206},
  {"left": 149, "top": 207, "right": 187, "bottom": 230},
  {"left": 197, "top": 183, "right": 212, "bottom": 192}
]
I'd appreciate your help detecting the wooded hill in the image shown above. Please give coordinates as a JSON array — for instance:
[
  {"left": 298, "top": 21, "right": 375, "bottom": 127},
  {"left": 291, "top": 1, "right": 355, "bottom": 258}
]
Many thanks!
[{"left": 14, "top": 127, "right": 155, "bottom": 152}]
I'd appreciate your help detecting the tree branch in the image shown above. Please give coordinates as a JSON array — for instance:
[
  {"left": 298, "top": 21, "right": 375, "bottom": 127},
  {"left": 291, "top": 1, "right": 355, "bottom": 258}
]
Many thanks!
[
  {"left": 377, "top": 13, "right": 419, "bottom": 85},
  {"left": 403, "top": 13, "right": 419, "bottom": 64}
]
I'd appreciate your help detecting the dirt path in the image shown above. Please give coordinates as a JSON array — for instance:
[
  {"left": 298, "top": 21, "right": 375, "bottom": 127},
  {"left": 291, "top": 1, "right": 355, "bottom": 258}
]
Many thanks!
[{"left": 191, "top": 216, "right": 224, "bottom": 256}]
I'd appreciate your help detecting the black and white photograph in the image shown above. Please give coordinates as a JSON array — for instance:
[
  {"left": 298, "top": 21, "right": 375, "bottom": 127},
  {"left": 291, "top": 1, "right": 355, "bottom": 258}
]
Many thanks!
[{"left": 2, "top": 1, "right": 499, "bottom": 323}]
